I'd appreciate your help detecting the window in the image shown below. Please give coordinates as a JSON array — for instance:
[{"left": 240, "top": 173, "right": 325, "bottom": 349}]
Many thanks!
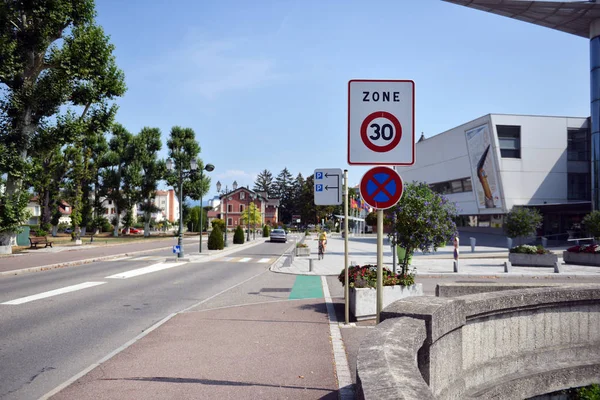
[
  {"left": 497, "top": 125, "right": 521, "bottom": 158},
  {"left": 568, "top": 173, "right": 591, "bottom": 200},
  {"left": 568, "top": 128, "right": 590, "bottom": 161},
  {"left": 108, "top": 200, "right": 113, "bottom": 205},
  {"left": 228, "top": 204, "right": 233, "bottom": 213},
  {"left": 227, "top": 218, "right": 233, "bottom": 226},
  {"left": 240, "top": 205, "right": 244, "bottom": 212},
  {"left": 240, "top": 192, "right": 245, "bottom": 200},
  {"left": 462, "top": 177, "right": 472, "bottom": 191},
  {"left": 429, "top": 177, "right": 473, "bottom": 195}
]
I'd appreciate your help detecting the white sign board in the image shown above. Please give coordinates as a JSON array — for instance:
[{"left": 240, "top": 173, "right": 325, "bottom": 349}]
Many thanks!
[
  {"left": 347, "top": 79, "right": 415, "bottom": 165},
  {"left": 314, "top": 168, "right": 343, "bottom": 205}
]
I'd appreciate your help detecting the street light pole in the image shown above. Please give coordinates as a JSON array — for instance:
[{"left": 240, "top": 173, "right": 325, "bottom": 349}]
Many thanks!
[
  {"left": 216, "top": 180, "right": 237, "bottom": 248},
  {"left": 167, "top": 157, "right": 197, "bottom": 259},
  {"left": 246, "top": 187, "right": 251, "bottom": 242},
  {"left": 198, "top": 163, "right": 215, "bottom": 253}
]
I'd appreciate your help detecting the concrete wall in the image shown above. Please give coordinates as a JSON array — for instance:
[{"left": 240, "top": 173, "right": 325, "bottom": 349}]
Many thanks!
[{"left": 357, "top": 284, "right": 600, "bottom": 400}]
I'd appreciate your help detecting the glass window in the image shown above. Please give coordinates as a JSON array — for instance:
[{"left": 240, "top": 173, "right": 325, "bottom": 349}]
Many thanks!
[
  {"left": 568, "top": 173, "right": 591, "bottom": 200},
  {"left": 497, "top": 125, "right": 521, "bottom": 158},
  {"left": 227, "top": 204, "right": 232, "bottom": 212},
  {"left": 451, "top": 180, "right": 462, "bottom": 193},
  {"left": 462, "top": 178, "right": 472, "bottom": 191},
  {"left": 227, "top": 218, "right": 232, "bottom": 226},
  {"left": 240, "top": 192, "right": 245, "bottom": 200},
  {"left": 568, "top": 128, "right": 590, "bottom": 161},
  {"left": 240, "top": 205, "right": 244, "bottom": 212}
]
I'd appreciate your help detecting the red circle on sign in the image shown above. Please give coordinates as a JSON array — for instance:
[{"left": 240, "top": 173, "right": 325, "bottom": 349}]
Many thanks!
[
  {"left": 360, "top": 111, "right": 402, "bottom": 153},
  {"left": 359, "top": 166, "right": 403, "bottom": 210}
]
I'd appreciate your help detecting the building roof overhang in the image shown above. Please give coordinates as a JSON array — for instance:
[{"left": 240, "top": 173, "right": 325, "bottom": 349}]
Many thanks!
[{"left": 443, "top": 0, "right": 600, "bottom": 38}]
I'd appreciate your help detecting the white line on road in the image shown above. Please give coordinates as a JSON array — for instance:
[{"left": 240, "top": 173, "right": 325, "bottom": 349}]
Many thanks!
[
  {"left": 1, "top": 282, "right": 106, "bottom": 305},
  {"left": 104, "top": 262, "right": 187, "bottom": 279},
  {"left": 238, "top": 257, "right": 252, "bottom": 263},
  {"left": 258, "top": 258, "right": 271, "bottom": 263},
  {"left": 107, "top": 256, "right": 131, "bottom": 261}
]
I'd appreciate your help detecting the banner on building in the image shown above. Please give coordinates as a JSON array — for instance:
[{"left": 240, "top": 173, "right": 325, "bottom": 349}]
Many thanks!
[{"left": 465, "top": 124, "right": 503, "bottom": 212}]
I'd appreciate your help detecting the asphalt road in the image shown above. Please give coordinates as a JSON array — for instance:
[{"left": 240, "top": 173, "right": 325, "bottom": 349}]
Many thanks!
[{"left": 0, "top": 240, "right": 291, "bottom": 400}]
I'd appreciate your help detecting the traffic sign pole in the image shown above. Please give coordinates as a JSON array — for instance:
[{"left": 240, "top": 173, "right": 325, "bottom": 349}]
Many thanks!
[
  {"left": 344, "top": 169, "right": 349, "bottom": 326},
  {"left": 376, "top": 209, "right": 384, "bottom": 324}
]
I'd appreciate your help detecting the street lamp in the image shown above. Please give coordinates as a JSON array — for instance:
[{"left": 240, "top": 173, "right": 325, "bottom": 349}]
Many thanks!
[
  {"left": 216, "top": 180, "right": 237, "bottom": 247},
  {"left": 246, "top": 186, "right": 251, "bottom": 242},
  {"left": 198, "top": 163, "right": 215, "bottom": 253},
  {"left": 167, "top": 157, "right": 198, "bottom": 258}
]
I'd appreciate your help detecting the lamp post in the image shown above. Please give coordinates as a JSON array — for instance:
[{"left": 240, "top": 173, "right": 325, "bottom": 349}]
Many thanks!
[
  {"left": 167, "top": 157, "right": 198, "bottom": 258},
  {"left": 198, "top": 163, "right": 215, "bottom": 253},
  {"left": 216, "top": 180, "right": 237, "bottom": 247},
  {"left": 246, "top": 186, "right": 251, "bottom": 242}
]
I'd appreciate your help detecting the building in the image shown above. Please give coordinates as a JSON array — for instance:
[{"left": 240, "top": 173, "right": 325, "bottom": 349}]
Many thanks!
[
  {"left": 443, "top": 0, "right": 600, "bottom": 210},
  {"left": 136, "top": 189, "right": 179, "bottom": 223},
  {"left": 397, "top": 113, "right": 590, "bottom": 238},
  {"left": 215, "top": 187, "right": 279, "bottom": 229},
  {"left": 26, "top": 198, "right": 72, "bottom": 226}
]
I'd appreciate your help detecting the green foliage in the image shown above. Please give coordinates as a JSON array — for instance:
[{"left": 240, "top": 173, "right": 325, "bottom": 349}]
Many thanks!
[
  {"left": 207, "top": 225, "right": 224, "bottom": 250},
  {"left": 263, "top": 225, "right": 270, "bottom": 237},
  {"left": 504, "top": 207, "right": 542, "bottom": 239},
  {"left": 212, "top": 218, "right": 225, "bottom": 232},
  {"left": 188, "top": 206, "right": 207, "bottom": 232},
  {"left": 0, "top": 190, "right": 30, "bottom": 245},
  {"left": 365, "top": 211, "right": 377, "bottom": 226},
  {"left": 233, "top": 225, "right": 245, "bottom": 244},
  {"left": 577, "top": 384, "right": 600, "bottom": 400},
  {"left": 338, "top": 265, "right": 415, "bottom": 288},
  {"left": 583, "top": 211, "right": 600, "bottom": 239},
  {"left": 509, "top": 244, "right": 550, "bottom": 254},
  {"left": 389, "top": 182, "right": 458, "bottom": 275}
]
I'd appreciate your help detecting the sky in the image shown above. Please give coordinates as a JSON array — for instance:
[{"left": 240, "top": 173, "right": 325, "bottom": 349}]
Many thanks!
[{"left": 93, "top": 0, "right": 589, "bottom": 200}]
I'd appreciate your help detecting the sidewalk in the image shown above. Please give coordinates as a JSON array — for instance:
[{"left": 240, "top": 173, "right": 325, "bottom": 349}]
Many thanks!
[{"left": 272, "top": 233, "right": 600, "bottom": 277}]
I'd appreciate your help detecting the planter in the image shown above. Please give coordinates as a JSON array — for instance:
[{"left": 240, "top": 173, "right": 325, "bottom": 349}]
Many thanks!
[
  {"left": 349, "top": 284, "right": 423, "bottom": 321},
  {"left": 396, "top": 247, "right": 412, "bottom": 265},
  {"left": 295, "top": 247, "right": 310, "bottom": 257},
  {"left": 0, "top": 245, "right": 12, "bottom": 255},
  {"left": 508, "top": 252, "right": 558, "bottom": 267},
  {"left": 75, "top": 239, "right": 82, "bottom": 246},
  {"left": 563, "top": 251, "right": 600, "bottom": 266}
]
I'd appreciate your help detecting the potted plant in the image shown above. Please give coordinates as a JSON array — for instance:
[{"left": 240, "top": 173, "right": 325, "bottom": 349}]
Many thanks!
[
  {"left": 563, "top": 244, "right": 600, "bottom": 266},
  {"left": 509, "top": 244, "right": 557, "bottom": 267},
  {"left": 338, "top": 264, "right": 422, "bottom": 320},
  {"left": 388, "top": 182, "right": 459, "bottom": 275},
  {"left": 295, "top": 242, "right": 310, "bottom": 257}
]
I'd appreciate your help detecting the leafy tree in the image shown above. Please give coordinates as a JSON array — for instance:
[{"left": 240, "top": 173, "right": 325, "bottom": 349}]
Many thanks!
[
  {"left": 583, "top": 211, "right": 600, "bottom": 240},
  {"left": 233, "top": 225, "right": 245, "bottom": 244},
  {"left": 365, "top": 212, "right": 377, "bottom": 226},
  {"left": 389, "top": 182, "right": 458, "bottom": 275},
  {"left": 241, "top": 202, "right": 261, "bottom": 228},
  {"left": 0, "top": 0, "right": 125, "bottom": 242},
  {"left": 135, "top": 127, "right": 165, "bottom": 237},
  {"left": 254, "top": 169, "right": 274, "bottom": 196},
  {"left": 208, "top": 225, "right": 224, "bottom": 250},
  {"left": 212, "top": 218, "right": 226, "bottom": 232},
  {"left": 504, "top": 207, "right": 543, "bottom": 244},
  {"left": 188, "top": 206, "right": 208, "bottom": 232}
]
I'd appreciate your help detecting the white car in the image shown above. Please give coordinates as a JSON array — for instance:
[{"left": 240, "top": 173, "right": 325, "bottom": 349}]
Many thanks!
[{"left": 269, "top": 229, "right": 287, "bottom": 243}]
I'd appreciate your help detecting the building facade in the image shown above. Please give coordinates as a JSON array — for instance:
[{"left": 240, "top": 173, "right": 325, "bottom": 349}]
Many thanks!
[
  {"left": 215, "top": 187, "right": 279, "bottom": 229},
  {"left": 397, "top": 113, "right": 591, "bottom": 238}
]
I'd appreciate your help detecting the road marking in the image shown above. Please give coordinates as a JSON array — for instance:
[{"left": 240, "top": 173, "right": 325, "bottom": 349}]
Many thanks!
[
  {"left": 238, "top": 257, "right": 252, "bottom": 263},
  {"left": 289, "top": 275, "right": 323, "bottom": 299},
  {"left": 1, "top": 282, "right": 106, "bottom": 305},
  {"left": 258, "top": 258, "right": 271, "bottom": 263},
  {"left": 108, "top": 257, "right": 131, "bottom": 261},
  {"left": 221, "top": 257, "right": 235, "bottom": 262},
  {"left": 105, "top": 262, "right": 187, "bottom": 279}
]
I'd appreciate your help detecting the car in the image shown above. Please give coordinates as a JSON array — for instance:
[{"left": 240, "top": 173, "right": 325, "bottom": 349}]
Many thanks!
[
  {"left": 124, "top": 227, "right": 142, "bottom": 234},
  {"left": 269, "top": 228, "right": 287, "bottom": 243},
  {"left": 63, "top": 228, "right": 72, "bottom": 234}
]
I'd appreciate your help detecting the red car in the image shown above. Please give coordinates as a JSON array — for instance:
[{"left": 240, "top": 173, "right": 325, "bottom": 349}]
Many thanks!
[{"left": 126, "top": 227, "right": 142, "bottom": 234}]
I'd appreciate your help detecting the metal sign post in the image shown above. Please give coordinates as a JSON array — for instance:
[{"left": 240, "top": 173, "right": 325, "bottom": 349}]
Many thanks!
[
  {"left": 344, "top": 169, "right": 349, "bottom": 325},
  {"left": 376, "top": 209, "right": 384, "bottom": 324}
]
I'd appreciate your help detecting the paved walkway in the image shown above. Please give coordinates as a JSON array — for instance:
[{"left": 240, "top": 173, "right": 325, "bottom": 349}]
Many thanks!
[{"left": 3, "top": 232, "right": 599, "bottom": 399}]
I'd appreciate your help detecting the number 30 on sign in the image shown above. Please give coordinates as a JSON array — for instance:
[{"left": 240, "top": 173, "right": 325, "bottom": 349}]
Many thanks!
[{"left": 347, "top": 80, "right": 415, "bottom": 166}]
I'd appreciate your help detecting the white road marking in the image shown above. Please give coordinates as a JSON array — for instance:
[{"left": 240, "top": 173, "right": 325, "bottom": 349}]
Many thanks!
[
  {"left": 105, "top": 262, "right": 187, "bottom": 279},
  {"left": 238, "top": 257, "right": 252, "bottom": 263},
  {"left": 1, "top": 282, "right": 106, "bottom": 305},
  {"left": 108, "top": 257, "right": 131, "bottom": 261},
  {"left": 258, "top": 258, "right": 271, "bottom": 263},
  {"left": 220, "top": 257, "right": 235, "bottom": 261}
]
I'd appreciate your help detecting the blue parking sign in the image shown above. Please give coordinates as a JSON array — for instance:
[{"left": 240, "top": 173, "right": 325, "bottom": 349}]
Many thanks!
[
  {"left": 316, "top": 184, "right": 324, "bottom": 192},
  {"left": 315, "top": 172, "right": 323, "bottom": 180},
  {"left": 172, "top": 245, "right": 181, "bottom": 254}
]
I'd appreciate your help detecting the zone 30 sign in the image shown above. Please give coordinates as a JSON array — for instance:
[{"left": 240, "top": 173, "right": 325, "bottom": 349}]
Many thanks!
[{"left": 347, "top": 80, "right": 415, "bottom": 165}]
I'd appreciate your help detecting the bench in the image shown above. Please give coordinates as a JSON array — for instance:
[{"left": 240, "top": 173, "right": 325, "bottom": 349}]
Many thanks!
[{"left": 29, "top": 236, "right": 53, "bottom": 249}]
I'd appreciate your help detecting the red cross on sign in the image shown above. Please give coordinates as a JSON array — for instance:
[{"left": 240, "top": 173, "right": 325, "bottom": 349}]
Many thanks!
[{"left": 359, "top": 166, "right": 403, "bottom": 210}]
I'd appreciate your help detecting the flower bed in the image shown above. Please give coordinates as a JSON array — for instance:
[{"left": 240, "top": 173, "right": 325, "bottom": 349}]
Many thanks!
[
  {"left": 295, "top": 247, "right": 310, "bottom": 257},
  {"left": 508, "top": 244, "right": 557, "bottom": 267},
  {"left": 563, "top": 244, "right": 600, "bottom": 266},
  {"left": 339, "top": 265, "right": 422, "bottom": 320}
]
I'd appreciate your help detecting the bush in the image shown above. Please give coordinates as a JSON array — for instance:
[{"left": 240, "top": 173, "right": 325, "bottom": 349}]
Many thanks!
[
  {"left": 207, "top": 225, "right": 224, "bottom": 250},
  {"left": 233, "top": 225, "right": 244, "bottom": 244},
  {"left": 338, "top": 265, "right": 415, "bottom": 288},
  {"left": 296, "top": 243, "right": 308, "bottom": 248},
  {"left": 262, "top": 225, "right": 270, "bottom": 237},
  {"left": 583, "top": 211, "right": 600, "bottom": 239},
  {"left": 212, "top": 218, "right": 225, "bottom": 232},
  {"left": 504, "top": 207, "right": 542, "bottom": 239},
  {"left": 566, "top": 244, "right": 600, "bottom": 253},
  {"left": 509, "top": 244, "right": 550, "bottom": 254}
]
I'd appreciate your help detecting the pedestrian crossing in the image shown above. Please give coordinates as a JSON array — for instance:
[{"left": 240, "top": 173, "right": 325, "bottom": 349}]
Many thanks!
[{"left": 215, "top": 257, "right": 274, "bottom": 264}]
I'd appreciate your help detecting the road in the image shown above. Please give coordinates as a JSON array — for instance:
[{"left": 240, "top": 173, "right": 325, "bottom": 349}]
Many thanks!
[{"left": 0, "top": 240, "right": 291, "bottom": 400}]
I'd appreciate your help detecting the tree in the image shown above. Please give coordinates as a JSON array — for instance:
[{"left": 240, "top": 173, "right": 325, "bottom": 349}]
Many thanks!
[
  {"left": 263, "top": 225, "right": 270, "bottom": 237},
  {"left": 274, "top": 167, "right": 294, "bottom": 223},
  {"left": 212, "top": 218, "right": 225, "bottom": 232},
  {"left": 208, "top": 225, "right": 224, "bottom": 250},
  {"left": 188, "top": 206, "right": 207, "bottom": 232},
  {"left": 0, "top": 1, "right": 125, "bottom": 243},
  {"left": 241, "top": 203, "right": 262, "bottom": 229},
  {"left": 233, "top": 225, "right": 245, "bottom": 244},
  {"left": 365, "top": 212, "right": 377, "bottom": 227},
  {"left": 135, "top": 127, "right": 166, "bottom": 237},
  {"left": 254, "top": 169, "right": 274, "bottom": 196},
  {"left": 583, "top": 211, "right": 600, "bottom": 240},
  {"left": 504, "top": 207, "right": 542, "bottom": 244},
  {"left": 389, "top": 182, "right": 458, "bottom": 275}
]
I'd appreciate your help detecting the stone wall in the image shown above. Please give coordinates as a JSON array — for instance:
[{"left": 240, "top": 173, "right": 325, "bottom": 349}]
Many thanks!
[{"left": 357, "top": 284, "right": 600, "bottom": 400}]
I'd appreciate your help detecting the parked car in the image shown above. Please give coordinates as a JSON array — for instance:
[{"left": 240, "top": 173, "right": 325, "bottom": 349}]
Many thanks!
[
  {"left": 269, "top": 228, "right": 287, "bottom": 243},
  {"left": 129, "top": 227, "right": 142, "bottom": 234},
  {"left": 63, "top": 228, "right": 72, "bottom": 234}
]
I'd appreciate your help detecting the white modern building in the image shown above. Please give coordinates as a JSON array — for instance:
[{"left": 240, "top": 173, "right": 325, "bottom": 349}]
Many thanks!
[{"left": 396, "top": 113, "right": 591, "bottom": 237}]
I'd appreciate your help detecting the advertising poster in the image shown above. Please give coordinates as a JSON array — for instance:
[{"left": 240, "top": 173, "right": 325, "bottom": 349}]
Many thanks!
[{"left": 465, "top": 124, "right": 503, "bottom": 211}]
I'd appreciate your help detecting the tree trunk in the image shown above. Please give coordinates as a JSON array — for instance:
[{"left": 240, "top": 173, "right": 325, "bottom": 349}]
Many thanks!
[
  {"left": 52, "top": 225, "right": 58, "bottom": 237},
  {"left": 144, "top": 211, "right": 151, "bottom": 237},
  {"left": 113, "top": 206, "right": 120, "bottom": 237}
]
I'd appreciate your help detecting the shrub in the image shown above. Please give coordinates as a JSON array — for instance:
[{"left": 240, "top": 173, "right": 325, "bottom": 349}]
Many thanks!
[
  {"left": 583, "top": 211, "right": 600, "bottom": 240},
  {"left": 504, "top": 207, "right": 542, "bottom": 239},
  {"left": 338, "top": 265, "right": 415, "bottom": 288},
  {"left": 296, "top": 243, "right": 308, "bottom": 248},
  {"left": 262, "top": 225, "right": 270, "bottom": 237},
  {"left": 233, "top": 225, "right": 244, "bottom": 244},
  {"left": 212, "top": 218, "right": 225, "bottom": 232},
  {"left": 509, "top": 244, "right": 550, "bottom": 254},
  {"left": 566, "top": 244, "right": 600, "bottom": 253},
  {"left": 207, "top": 225, "right": 224, "bottom": 250}
]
